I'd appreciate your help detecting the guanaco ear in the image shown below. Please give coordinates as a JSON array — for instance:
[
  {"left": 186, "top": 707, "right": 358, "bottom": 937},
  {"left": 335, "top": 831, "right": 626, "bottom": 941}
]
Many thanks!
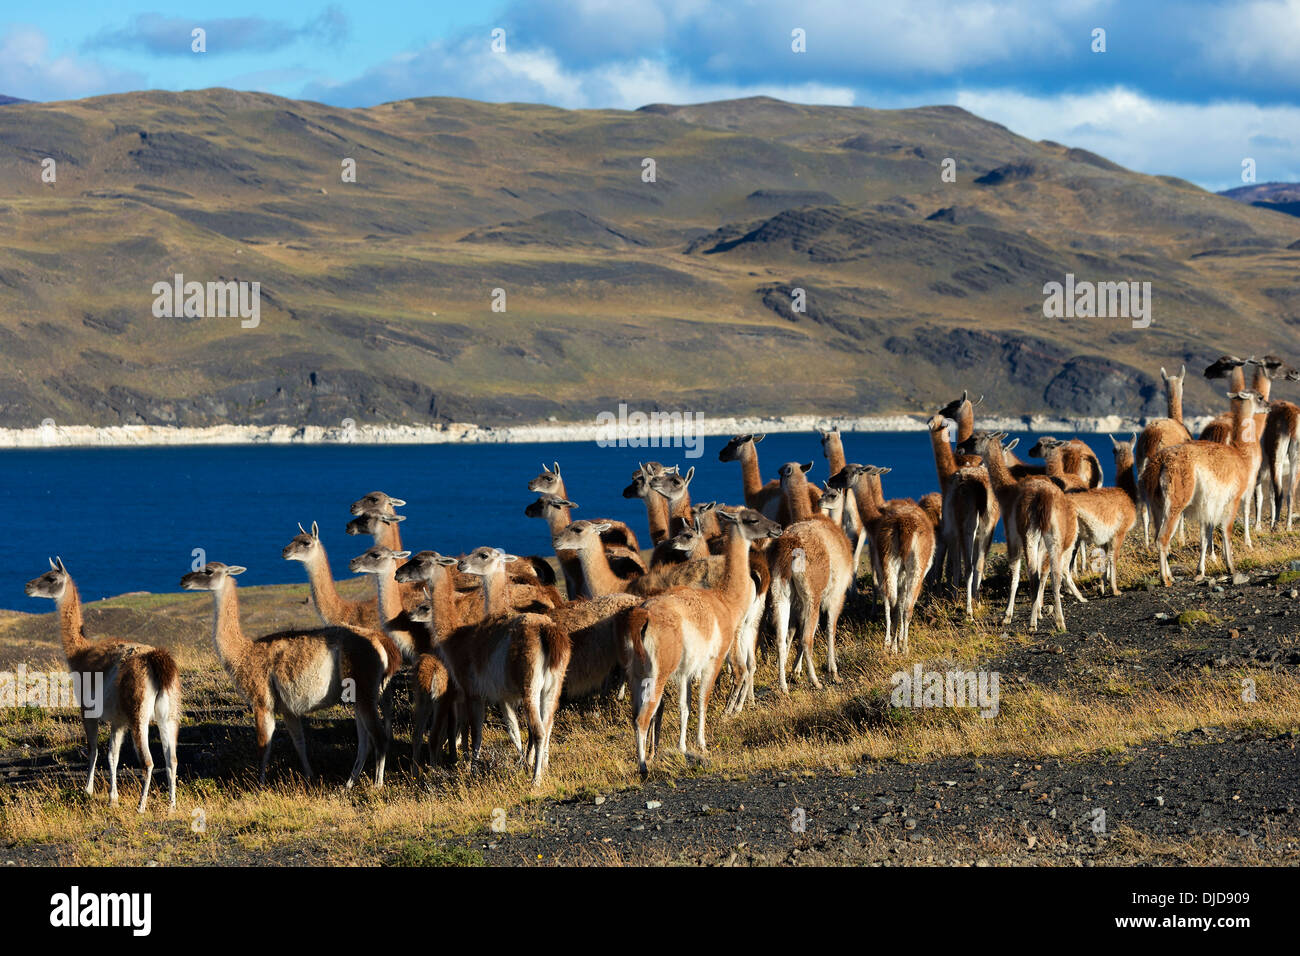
[
  {"left": 697, "top": 501, "right": 716, "bottom": 512},
  {"left": 393, "top": 550, "right": 411, "bottom": 560},
  {"left": 311, "top": 521, "right": 319, "bottom": 539},
  {"left": 1160, "top": 366, "right": 1169, "bottom": 381},
  {"left": 1004, "top": 438, "right": 1019, "bottom": 451},
  {"left": 227, "top": 566, "right": 247, "bottom": 576},
  {"left": 55, "top": 556, "right": 67, "bottom": 573},
  {"left": 878, "top": 467, "right": 893, "bottom": 476},
  {"left": 542, "top": 462, "right": 552, "bottom": 474},
  {"left": 591, "top": 521, "right": 612, "bottom": 533},
  {"left": 389, "top": 497, "right": 406, "bottom": 507},
  {"left": 500, "top": 552, "right": 519, "bottom": 563},
  {"left": 560, "top": 498, "right": 578, "bottom": 508},
  {"left": 552, "top": 462, "right": 561, "bottom": 476},
  {"left": 379, "top": 513, "right": 406, "bottom": 524},
  {"left": 752, "top": 434, "right": 765, "bottom": 443},
  {"left": 682, "top": 465, "right": 695, "bottom": 485},
  {"left": 48, "top": 556, "right": 58, "bottom": 571},
  {"left": 1109, "top": 434, "right": 1122, "bottom": 448},
  {"left": 298, "top": 522, "right": 308, "bottom": 535}
]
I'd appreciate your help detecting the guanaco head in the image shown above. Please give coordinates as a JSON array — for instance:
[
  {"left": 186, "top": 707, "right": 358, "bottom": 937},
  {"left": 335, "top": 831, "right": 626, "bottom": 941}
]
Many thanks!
[
  {"left": 667, "top": 519, "right": 705, "bottom": 555},
  {"left": 926, "top": 414, "right": 953, "bottom": 436},
  {"left": 1028, "top": 436, "right": 1063, "bottom": 459},
  {"left": 1159, "top": 364, "right": 1186, "bottom": 385},
  {"left": 458, "top": 546, "right": 518, "bottom": 577},
  {"left": 1204, "top": 356, "right": 1246, "bottom": 380},
  {"left": 1110, "top": 432, "right": 1137, "bottom": 470},
  {"left": 350, "top": 491, "right": 406, "bottom": 517},
  {"left": 282, "top": 521, "right": 322, "bottom": 562},
  {"left": 938, "top": 390, "right": 981, "bottom": 421},
  {"left": 716, "top": 507, "right": 783, "bottom": 541},
  {"left": 345, "top": 512, "right": 404, "bottom": 537},
  {"left": 718, "top": 433, "right": 763, "bottom": 463},
  {"left": 776, "top": 461, "right": 813, "bottom": 488},
  {"left": 817, "top": 425, "right": 842, "bottom": 455},
  {"left": 622, "top": 462, "right": 674, "bottom": 499},
  {"left": 393, "top": 550, "right": 460, "bottom": 584},
  {"left": 348, "top": 546, "right": 411, "bottom": 575},
  {"left": 817, "top": 482, "right": 844, "bottom": 520},
  {"left": 553, "top": 519, "right": 612, "bottom": 552},
  {"left": 410, "top": 586, "right": 435, "bottom": 625},
  {"left": 524, "top": 493, "right": 578, "bottom": 519},
  {"left": 958, "top": 429, "right": 1008, "bottom": 460},
  {"left": 527, "top": 462, "right": 564, "bottom": 495},
  {"left": 25, "top": 556, "right": 70, "bottom": 600},
  {"left": 180, "top": 562, "right": 246, "bottom": 591},
  {"left": 649, "top": 465, "right": 694, "bottom": 503}
]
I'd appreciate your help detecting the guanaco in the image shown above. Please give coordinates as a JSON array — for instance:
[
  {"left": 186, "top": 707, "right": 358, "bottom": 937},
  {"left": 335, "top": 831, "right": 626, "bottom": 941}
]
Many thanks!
[
  {"left": 766, "top": 462, "right": 853, "bottom": 686},
  {"left": 180, "top": 562, "right": 389, "bottom": 787},
  {"left": 26, "top": 558, "right": 181, "bottom": 812},
  {"left": 619, "top": 507, "right": 781, "bottom": 777},
  {"left": 1145, "top": 391, "right": 1259, "bottom": 586}
]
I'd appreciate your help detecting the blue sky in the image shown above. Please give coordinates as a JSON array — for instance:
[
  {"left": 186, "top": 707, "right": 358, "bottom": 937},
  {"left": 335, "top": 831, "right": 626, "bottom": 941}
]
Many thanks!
[{"left": 2, "top": 0, "right": 1297, "bottom": 191}]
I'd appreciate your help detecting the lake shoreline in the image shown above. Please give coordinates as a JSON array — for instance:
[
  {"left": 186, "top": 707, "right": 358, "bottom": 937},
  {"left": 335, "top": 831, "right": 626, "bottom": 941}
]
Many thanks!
[{"left": 0, "top": 413, "right": 1213, "bottom": 448}]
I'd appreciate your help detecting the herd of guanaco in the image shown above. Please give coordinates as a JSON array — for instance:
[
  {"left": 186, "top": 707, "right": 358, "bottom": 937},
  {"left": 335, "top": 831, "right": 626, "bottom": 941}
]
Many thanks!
[{"left": 24, "top": 353, "right": 1300, "bottom": 806}]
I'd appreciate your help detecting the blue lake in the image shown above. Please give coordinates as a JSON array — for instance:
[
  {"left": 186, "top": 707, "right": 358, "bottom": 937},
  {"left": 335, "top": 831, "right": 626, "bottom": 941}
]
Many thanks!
[{"left": 0, "top": 430, "right": 1122, "bottom": 610}]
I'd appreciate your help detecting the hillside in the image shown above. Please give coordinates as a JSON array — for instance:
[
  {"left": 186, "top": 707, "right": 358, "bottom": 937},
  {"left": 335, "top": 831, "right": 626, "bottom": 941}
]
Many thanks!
[
  {"left": 1, "top": 90, "right": 1298, "bottom": 428},
  {"left": 1220, "top": 182, "right": 1300, "bottom": 219}
]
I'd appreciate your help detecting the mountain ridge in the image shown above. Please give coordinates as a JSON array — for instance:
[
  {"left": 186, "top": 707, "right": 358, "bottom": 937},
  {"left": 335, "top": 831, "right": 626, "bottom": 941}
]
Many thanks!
[{"left": 0, "top": 88, "right": 1297, "bottom": 429}]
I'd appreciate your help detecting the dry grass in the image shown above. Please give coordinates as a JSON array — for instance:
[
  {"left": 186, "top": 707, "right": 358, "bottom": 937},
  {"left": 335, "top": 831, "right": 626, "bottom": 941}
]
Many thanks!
[{"left": 3, "top": 528, "right": 1299, "bottom": 866}]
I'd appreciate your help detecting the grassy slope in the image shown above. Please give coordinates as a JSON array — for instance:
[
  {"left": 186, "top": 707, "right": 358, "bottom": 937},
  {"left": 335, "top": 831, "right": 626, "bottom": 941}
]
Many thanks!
[{"left": 2, "top": 532, "right": 1299, "bottom": 866}]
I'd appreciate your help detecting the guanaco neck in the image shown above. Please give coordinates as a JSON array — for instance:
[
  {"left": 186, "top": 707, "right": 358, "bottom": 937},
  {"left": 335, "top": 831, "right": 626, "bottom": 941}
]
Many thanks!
[
  {"left": 1115, "top": 451, "right": 1139, "bottom": 504},
  {"left": 425, "top": 568, "right": 462, "bottom": 639},
  {"left": 643, "top": 491, "right": 670, "bottom": 544},
  {"left": 372, "top": 560, "right": 404, "bottom": 624},
  {"left": 302, "top": 546, "right": 346, "bottom": 622},
  {"left": 1228, "top": 399, "right": 1255, "bottom": 450},
  {"left": 56, "top": 582, "right": 89, "bottom": 660},
  {"left": 211, "top": 583, "right": 253, "bottom": 683},
  {"left": 716, "top": 523, "right": 754, "bottom": 606},
  {"left": 824, "top": 434, "right": 847, "bottom": 475},
  {"left": 373, "top": 521, "right": 402, "bottom": 554},
  {"left": 664, "top": 491, "right": 693, "bottom": 528},
  {"left": 573, "top": 539, "right": 623, "bottom": 596},
  {"left": 957, "top": 402, "right": 974, "bottom": 443},
  {"left": 1252, "top": 365, "right": 1270, "bottom": 402},
  {"left": 781, "top": 472, "right": 814, "bottom": 523},
  {"left": 1229, "top": 366, "right": 1245, "bottom": 393},
  {"left": 929, "top": 426, "right": 957, "bottom": 486},
  {"left": 980, "top": 443, "right": 1017, "bottom": 495},
  {"left": 543, "top": 504, "right": 572, "bottom": 540},
  {"left": 739, "top": 445, "right": 765, "bottom": 505},
  {"left": 478, "top": 565, "right": 510, "bottom": 617},
  {"left": 1042, "top": 449, "right": 1067, "bottom": 479},
  {"left": 849, "top": 474, "right": 883, "bottom": 524},
  {"left": 1167, "top": 379, "right": 1184, "bottom": 423}
]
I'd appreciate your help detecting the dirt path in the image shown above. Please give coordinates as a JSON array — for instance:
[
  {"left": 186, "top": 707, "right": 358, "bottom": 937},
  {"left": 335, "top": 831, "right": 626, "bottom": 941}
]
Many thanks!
[{"left": 486, "top": 728, "right": 1300, "bottom": 866}]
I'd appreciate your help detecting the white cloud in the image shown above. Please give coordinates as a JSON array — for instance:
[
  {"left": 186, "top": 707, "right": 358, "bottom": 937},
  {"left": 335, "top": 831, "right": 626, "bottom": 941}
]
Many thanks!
[
  {"left": 308, "top": 37, "right": 855, "bottom": 110},
  {"left": 955, "top": 87, "right": 1300, "bottom": 189},
  {"left": 0, "top": 26, "right": 142, "bottom": 102},
  {"left": 1204, "top": 0, "right": 1300, "bottom": 82}
]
